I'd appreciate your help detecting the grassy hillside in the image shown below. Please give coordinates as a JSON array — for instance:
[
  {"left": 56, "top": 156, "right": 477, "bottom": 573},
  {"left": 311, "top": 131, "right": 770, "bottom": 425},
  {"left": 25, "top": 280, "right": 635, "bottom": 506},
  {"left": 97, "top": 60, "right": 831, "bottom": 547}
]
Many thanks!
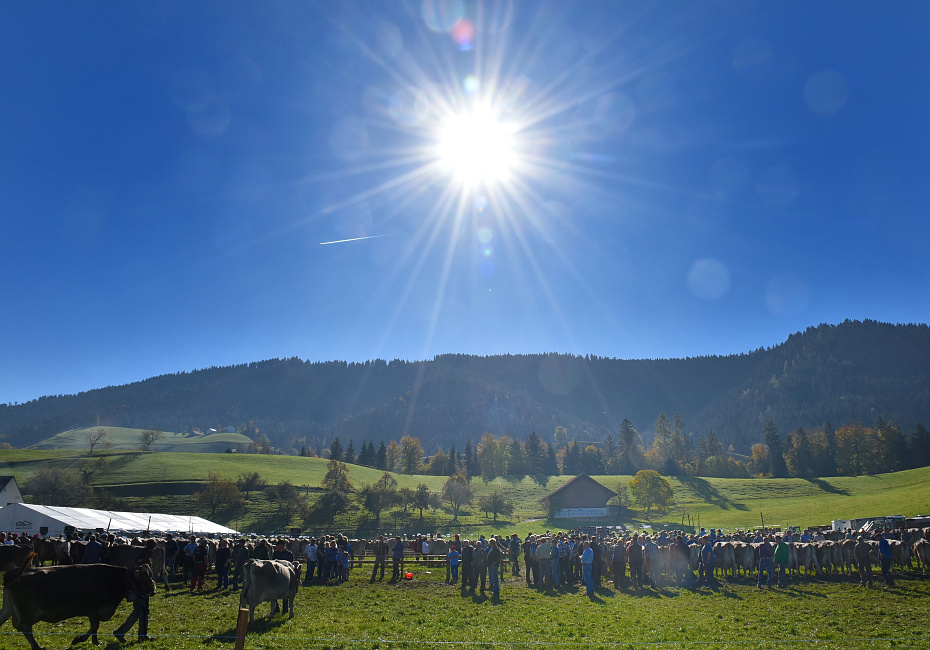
[
  {"left": 657, "top": 469, "right": 930, "bottom": 531},
  {"left": 1, "top": 449, "right": 928, "bottom": 535},
  {"left": 29, "top": 426, "right": 252, "bottom": 453}
]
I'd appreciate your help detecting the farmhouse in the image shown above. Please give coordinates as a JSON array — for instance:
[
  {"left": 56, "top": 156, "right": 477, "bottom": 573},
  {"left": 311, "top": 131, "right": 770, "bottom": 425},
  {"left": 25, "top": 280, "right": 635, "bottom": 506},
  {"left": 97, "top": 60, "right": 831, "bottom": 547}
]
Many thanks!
[
  {"left": 0, "top": 476, "right": 24, "bottom": 507},
  {"left": 542, "top": 474, "right": 617, "bottom": 519},
  {"left": 0, "top": 502, "right": 238, "bottom": 537}
]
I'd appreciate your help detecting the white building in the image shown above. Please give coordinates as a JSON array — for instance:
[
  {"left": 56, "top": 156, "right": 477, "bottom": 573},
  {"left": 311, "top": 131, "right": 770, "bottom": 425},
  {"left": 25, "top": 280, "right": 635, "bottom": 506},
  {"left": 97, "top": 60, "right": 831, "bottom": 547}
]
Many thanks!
[
  {"left": 0, "top": 476, "right": 24, "bottom": 507},
  {"left": 0, "top": 502, "right": 238, "bottom": 537}
]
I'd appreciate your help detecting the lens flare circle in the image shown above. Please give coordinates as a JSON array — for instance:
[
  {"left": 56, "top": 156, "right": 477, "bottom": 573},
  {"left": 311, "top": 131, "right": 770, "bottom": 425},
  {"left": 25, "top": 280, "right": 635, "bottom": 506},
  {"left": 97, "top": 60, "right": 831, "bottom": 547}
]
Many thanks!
[{"left": 436, "top": 105, "right": 517, "bottom": 186}]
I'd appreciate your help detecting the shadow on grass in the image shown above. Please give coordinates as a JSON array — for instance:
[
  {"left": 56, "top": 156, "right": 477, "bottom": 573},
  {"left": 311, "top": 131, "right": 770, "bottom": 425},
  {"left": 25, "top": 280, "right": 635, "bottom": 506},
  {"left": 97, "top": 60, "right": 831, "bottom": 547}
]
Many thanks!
[
  {"left": 205, "top": 613, "right": 291, "bottom": 645},
  {"left": 804, "top": 477, "right": 850, "bottom": 496},
  {"left": 100, "top": 451, "right": 144, "bottom": 473},
  {"left": 780, "top": 585, "right": 828, "bottom": 598},
  {"left": 678, "top": 476, "right": 748, "bottom": 511}
]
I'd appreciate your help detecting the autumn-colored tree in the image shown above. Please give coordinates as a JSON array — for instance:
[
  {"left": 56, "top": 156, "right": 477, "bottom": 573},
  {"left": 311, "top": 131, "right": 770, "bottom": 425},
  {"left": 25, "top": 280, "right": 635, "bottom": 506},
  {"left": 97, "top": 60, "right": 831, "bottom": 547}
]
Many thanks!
[
  {"left": 358, "top": 472, "right": 398, "bottom": 523},
  {"left": 477, "top": 432, "right": 510, "bottom": 481},
  {"left": 25, "top": 467, "right": 91, "bottom": 507},
  {"left": 629, "top": 469, "right": 674, "bottom": 516},
  {"left": 478, "top": 489, "right": 515, "bottom": 523},
  {"left": 399, "top": 435, "right": 424, "bottom": 474},
  {"left": 195, "top": 472, "right": 244, "bottom": 518},
  {"left": 441, "top": 473, "right": 473, "bottom": 523},
  {"left": 835, "top": 424, "right": 879, "bottom": 475},
  {"left": 236, "top": 471, "right": 267, "bottom": 499},
  {"left": 412, "top": 483, "right": 439, "bottom": 520},
  {"left": 385, "top": 440, "right": 402, "bottom": 473},
  {"left": 747, "top": 442, "right": 769, "bottom": 476},
  {"left": 553, "top": 425, "right": 568, "bottom": 450},
  {"left": 426, "top": 449, "right": 451, "bottom": 475}
]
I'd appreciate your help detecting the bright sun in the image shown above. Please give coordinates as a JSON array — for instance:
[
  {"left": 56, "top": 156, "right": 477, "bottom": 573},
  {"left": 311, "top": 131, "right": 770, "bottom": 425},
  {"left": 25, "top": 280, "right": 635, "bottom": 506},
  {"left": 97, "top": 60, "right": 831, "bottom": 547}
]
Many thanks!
[{"left": 436, "top": 105, "right": 517, "bottom": 187}]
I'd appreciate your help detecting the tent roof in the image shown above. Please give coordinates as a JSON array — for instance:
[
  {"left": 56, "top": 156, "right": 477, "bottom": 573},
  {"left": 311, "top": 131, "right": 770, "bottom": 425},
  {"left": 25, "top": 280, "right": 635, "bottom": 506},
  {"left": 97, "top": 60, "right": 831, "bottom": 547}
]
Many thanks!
[{"left": 0, "top": 503, "right": 238, "bottom": 535}]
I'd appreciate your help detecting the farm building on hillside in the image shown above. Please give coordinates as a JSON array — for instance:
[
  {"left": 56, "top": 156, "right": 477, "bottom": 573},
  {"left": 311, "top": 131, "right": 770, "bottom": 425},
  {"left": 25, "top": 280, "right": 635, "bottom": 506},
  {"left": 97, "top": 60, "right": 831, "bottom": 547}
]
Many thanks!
[
  {"left": 0, "top": 477, "right": 24, "bottom": 507},
  {"left": 0, "top": 503, "right": 238, "bottom": 537},
  {"left": 542, "top": 474, "right": 617, "bottom": 519}
]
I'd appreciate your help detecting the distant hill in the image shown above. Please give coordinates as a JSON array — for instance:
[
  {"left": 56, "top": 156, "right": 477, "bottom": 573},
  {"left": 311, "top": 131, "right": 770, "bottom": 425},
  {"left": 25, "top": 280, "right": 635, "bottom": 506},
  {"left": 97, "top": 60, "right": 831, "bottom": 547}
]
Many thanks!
[
  {"left": 31, "top": 427, "right": 252, "bottom": 453},
  {"left": 0, "top": 320, "right": 928, "bottom": 455}
]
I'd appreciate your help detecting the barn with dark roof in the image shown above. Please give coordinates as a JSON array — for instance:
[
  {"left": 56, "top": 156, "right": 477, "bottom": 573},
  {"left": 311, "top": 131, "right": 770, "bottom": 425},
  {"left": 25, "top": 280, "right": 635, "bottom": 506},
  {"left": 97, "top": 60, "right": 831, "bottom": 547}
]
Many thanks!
[{"left": 541, "top": 474, "right": 617, "bottom": 519}]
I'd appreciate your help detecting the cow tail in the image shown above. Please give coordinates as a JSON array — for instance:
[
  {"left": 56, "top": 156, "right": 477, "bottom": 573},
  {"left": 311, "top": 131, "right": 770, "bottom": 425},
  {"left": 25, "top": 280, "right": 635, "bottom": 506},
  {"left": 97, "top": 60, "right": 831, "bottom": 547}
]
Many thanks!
[{"left": 3, "top": 552, "right": 37, "bottom": 586}]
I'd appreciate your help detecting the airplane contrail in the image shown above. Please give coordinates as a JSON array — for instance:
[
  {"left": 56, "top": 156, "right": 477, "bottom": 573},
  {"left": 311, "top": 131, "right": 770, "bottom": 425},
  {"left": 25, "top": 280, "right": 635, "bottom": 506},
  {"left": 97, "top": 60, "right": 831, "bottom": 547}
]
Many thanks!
[{"left": 319, "top": 234, "right": 391, "bottom": 245}]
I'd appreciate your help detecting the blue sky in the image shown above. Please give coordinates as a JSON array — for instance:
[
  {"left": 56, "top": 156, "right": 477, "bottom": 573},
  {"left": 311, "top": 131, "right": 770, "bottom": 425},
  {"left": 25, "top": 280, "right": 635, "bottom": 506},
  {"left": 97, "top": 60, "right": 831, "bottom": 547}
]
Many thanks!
[{"left": 2, "top": 1, "right": 928, "bottom": 405}]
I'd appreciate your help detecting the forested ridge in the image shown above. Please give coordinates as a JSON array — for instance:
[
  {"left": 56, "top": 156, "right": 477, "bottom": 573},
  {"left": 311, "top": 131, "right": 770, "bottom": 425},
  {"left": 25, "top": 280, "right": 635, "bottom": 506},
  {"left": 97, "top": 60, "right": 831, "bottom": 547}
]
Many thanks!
[{"left": 1, "top": 320, "right": 928, "bottom": 459}]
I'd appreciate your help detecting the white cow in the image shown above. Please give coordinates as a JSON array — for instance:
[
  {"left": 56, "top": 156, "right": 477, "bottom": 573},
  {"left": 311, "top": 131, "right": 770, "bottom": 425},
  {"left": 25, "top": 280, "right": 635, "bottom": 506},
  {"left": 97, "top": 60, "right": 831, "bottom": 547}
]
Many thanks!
[{"left": 240, "top": 559, "right": 301, "bottom": 623}]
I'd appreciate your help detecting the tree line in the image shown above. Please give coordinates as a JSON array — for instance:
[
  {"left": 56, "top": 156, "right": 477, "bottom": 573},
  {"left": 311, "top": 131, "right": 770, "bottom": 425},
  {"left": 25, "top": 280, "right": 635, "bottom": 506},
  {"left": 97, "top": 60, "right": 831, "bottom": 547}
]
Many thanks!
[
  {"left": 4, "top": 320, "right": 928, "bottom": 460},
  {"left": 318, "top": 411, "right": 930, "bottom": 481}
]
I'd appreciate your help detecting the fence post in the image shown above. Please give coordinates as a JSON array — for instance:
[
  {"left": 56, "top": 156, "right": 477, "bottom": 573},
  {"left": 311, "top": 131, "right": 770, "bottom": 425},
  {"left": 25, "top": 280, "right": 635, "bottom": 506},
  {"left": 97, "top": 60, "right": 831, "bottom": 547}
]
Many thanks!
[{"left": 234, "top": 607, "right": 249, "bottom": 650}]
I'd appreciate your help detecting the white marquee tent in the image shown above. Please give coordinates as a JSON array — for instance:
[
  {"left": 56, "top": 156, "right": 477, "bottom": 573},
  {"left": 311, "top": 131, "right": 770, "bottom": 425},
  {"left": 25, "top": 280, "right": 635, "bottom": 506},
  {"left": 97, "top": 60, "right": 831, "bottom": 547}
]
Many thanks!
[{"left": 0, "top": 503, "right": 238, "bottom": 537}]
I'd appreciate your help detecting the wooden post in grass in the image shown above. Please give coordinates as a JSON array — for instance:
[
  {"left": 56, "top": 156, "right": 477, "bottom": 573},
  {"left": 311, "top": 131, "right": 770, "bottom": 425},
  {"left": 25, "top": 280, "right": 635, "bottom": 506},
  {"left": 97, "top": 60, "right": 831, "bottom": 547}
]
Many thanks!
[{"left": 234, "top": 607, "right": 249, "bottom": 650}]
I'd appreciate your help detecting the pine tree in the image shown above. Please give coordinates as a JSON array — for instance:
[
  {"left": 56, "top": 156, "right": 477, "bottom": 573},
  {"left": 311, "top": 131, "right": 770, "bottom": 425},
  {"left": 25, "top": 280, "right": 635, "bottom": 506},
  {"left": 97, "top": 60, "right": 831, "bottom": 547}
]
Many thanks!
[
  {"left": 329, "top": 437, "right": 344, "bottom": 462},
  {"left": 544, "top": 443, "right": 560, "bottom": 476},
  {"left": 563, "top": 442, "right": 583, "bottom": 475},
  {"left": 508, "top": 437, "right": 526, "bottom": 477},
  {"left": 525, "top": 432, "right": 546, "bottom": 476},
  {"left": 764, "top": 418, "right": 788, "bottom": 478},
  {"left": 909, "top": 423, "right": 930, "bottom": 469},
  {"left": 618, "top": 418, "right": 643, "bottom": 474},
  {"left": 651, "top": 412, "right": 672, "bottom": 467},
  {"left": 602, "top": 434, "right": 619, "bottom": 474},
  {"left": 344, "top": 440, "right": 356, "bottom": 465},
  {"left": 448, "top": 444, "right": 459, "bottom": 475},
  {"left": 376, "top": 441, "right": 387, "bottom": 470},
  {"left": 822, "top": 421, "right": 837, "bottom": 475}
]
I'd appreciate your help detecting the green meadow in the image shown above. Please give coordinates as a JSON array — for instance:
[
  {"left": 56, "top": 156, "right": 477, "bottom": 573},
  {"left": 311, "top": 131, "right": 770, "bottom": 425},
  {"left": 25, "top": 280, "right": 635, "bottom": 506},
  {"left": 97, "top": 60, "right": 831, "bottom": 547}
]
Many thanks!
[
  {"left": 29, "top": 427, "right": 252, "bottom": 454},
  {"left": 0, "top": 449, "right": 928, "bottom": 649},
  {"left": 0, "top": 449, "right": 928, "bottom": 536},
  {"left": 0, "top": 566, "right": 927, "bottom": 650}
]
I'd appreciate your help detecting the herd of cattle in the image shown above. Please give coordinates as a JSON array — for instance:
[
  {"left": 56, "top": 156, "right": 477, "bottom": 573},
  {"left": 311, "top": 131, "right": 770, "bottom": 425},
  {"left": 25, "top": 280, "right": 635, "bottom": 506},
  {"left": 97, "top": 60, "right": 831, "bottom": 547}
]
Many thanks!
[
  {"left": 0, "top": 527, "right": 926, "bottom": 649},
  {"left": 337, "top": 528, "right": 930, "bottom": 584},
  {"left": 0, "top": 535, "right": 302, "bottom": 650},
  {"left": 599, "top": 530, "right": 930, "bottom": 585}
]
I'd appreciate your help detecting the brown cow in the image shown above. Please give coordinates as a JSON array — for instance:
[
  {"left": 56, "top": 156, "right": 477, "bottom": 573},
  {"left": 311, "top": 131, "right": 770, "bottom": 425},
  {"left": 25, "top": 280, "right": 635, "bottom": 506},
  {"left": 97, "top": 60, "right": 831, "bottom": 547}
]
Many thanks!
[
  {"left": 240, "top": 559, "right": 301, "bottom": 623},
  {"left": 349, "top": 539, "right": 370, "bottom": 567},
  {"left": 0, "top": 554, "right": 155, "bottom": 650},
  {"left": 794, "top": 543, "right": 821, "bottom": 576},
  {"left": 713, "top": 542, "right": 735, "bottom": 578},
  {"left": 814, "top": 542, "right": 834, "bottom": 574},
  {"left": 888, "top": 539, "right": 911, "bottom": 573},
  {"left": 0, "top": 546, "right": 36, "bottom": 573},
  {"left": 913, "top": 538, "right": 930, "bottom": 575},
  {"left": 252, "top": 539, "right": 273, "bottom": 560},
  {"left": 106, "top": 544, "right": 167, "bottom": 589},
  {"left": 732, "top": 542, "right": 755, "bottom": 578}
]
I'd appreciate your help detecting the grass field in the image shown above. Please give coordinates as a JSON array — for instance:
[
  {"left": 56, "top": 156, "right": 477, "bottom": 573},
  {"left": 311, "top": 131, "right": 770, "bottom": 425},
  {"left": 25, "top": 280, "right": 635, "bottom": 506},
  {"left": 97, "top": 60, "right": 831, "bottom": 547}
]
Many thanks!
[
  {"left": 0, "top": 449, "right": 928, "bottom": 536},
  {"left": 0, "top": 565, "right": 927, "bottom": 649},
  {"left": 29, "top": 427, "right": 252, "bottom": 454}
]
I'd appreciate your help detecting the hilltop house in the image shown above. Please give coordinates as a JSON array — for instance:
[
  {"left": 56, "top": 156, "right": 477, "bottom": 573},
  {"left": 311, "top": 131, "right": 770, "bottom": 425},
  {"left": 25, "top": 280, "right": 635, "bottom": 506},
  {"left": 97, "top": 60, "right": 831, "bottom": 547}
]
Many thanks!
[{"left": 542, "top": 474, "right": 617, "bottom": 519}]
